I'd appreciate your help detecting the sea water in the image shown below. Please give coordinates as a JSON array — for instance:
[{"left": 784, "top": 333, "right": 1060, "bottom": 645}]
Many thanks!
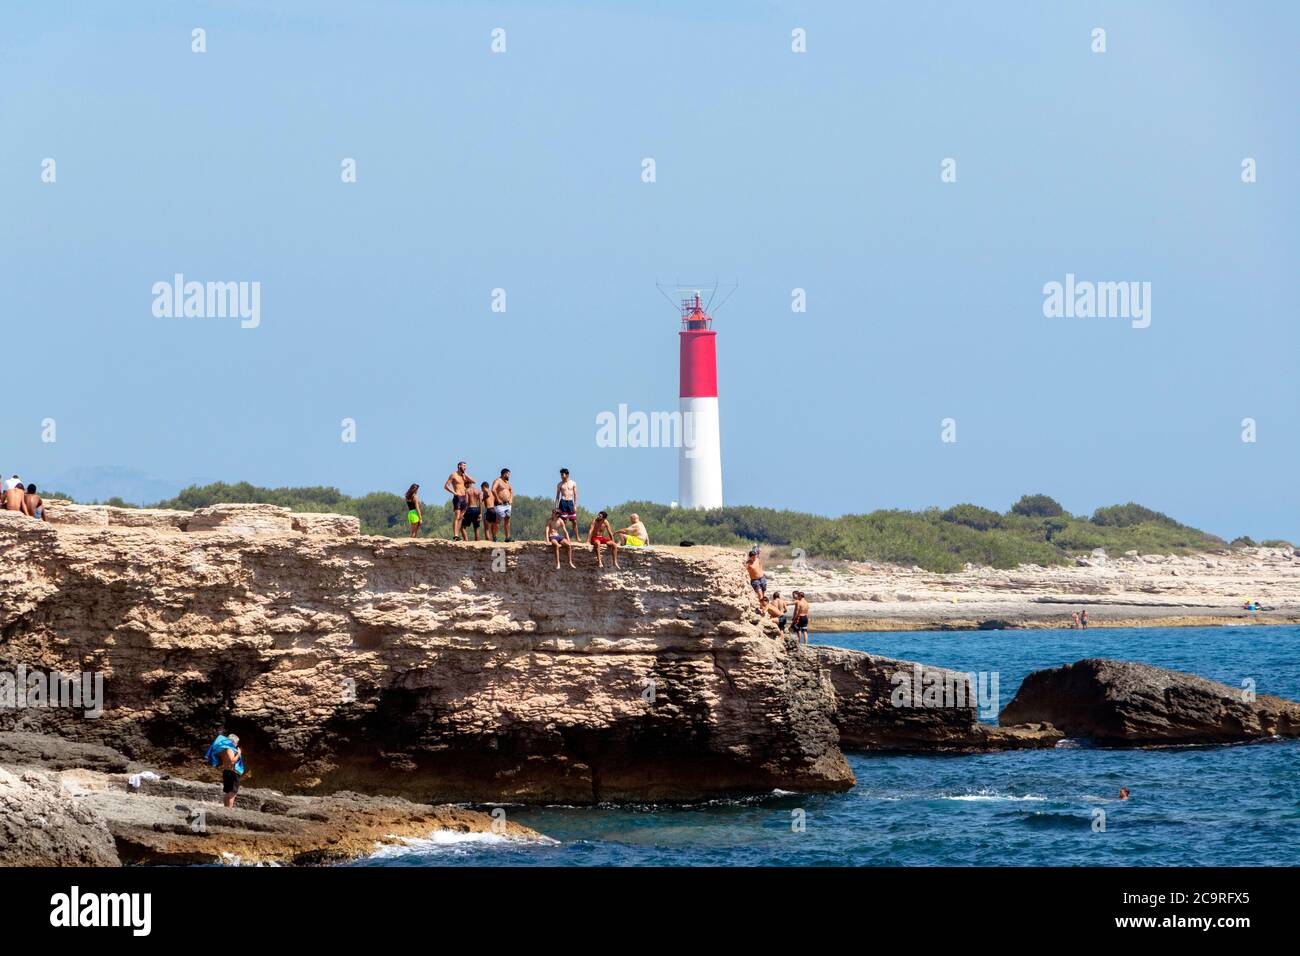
[{"left": 353, "top": 625, "right": 1300, "bottom": 867}]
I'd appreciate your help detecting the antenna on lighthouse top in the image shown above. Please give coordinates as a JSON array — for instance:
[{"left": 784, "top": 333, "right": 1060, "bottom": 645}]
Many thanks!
[{"left": 655, "top": 279, "right": 739, "bottom": 325}]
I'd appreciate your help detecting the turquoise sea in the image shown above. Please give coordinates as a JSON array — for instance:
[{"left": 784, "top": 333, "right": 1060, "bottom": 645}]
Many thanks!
[{"left": 353, "top": 625, "right": 1300, "bottom": 867}]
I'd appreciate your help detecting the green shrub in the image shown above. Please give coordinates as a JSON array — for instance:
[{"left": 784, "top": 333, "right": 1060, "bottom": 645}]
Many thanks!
[
  {"left": 1092, "top": 502, "right": 1180, "bottom": 528},
  {"left": 1010, "top": 494, "right": 1065, "bottom": 518},
  {"left": 941, "top": 503, "right": 1002, "bottom": 531},
  {"left": 141, "top": 484, "right": 1238, "bottom": 571}
]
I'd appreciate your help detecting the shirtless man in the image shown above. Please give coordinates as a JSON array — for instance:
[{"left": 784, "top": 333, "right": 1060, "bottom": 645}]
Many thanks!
[
  {"left": 790, "top": 590, "right": 811, "bottom": 645},
  {"left": 587, "top": 510, "right": 620, "bottom": 569},
  {"left": 443, "top": 461, "right": 475, "bottom": 541},
  {"left": 767, "top": 590, "right": 789, "bottom": 632},
  {"left": 491, "top": 468, "right": 514, "bottom": 542},
  {"left": 615, "top": 514, "right": 648, "bottom": 547},
  {"left": 745, "top": 546, "right": 766, "bottom": 601},
  {"left": 555, "top": 468, "right": 578, "bottom": 537},
  {"left": 23, "top": 484, "right": 46, "bottom": 521},
  {"left": 461, "top": 482, "right": 484, "bottom": 541},
  {"left": 481, "top": 482, "right": 498, "bottom": 541},
  {"left": 3, "top": 480, "right": 28, "bottom": 514},
  {"left": 544, "top": 509, "right": 576, "bottom": 569}
]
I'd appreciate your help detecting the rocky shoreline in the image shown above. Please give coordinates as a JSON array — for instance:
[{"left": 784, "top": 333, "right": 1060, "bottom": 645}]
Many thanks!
[
  {"left": 0, "top": 732, "right": 538, "bottom": 866},
  {"left": 767, "top": 546, "right": 1300, "bottom": 631},
  {"left": 3, "top": 503, "right": 1299, "bottom": 865}
]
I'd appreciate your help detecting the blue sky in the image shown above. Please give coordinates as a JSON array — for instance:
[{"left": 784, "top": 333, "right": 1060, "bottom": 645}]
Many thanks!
[{"left": 2, "top": 1, "right": 1296, "bottom": 540}]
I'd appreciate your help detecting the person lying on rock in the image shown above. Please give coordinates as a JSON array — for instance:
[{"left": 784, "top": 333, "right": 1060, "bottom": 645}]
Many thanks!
[
  {"left": 545, "top": 510, "right": 576, "bottom": 569},
  {"left": 205, "top": 733, "right": 245, "bottom": 809}
]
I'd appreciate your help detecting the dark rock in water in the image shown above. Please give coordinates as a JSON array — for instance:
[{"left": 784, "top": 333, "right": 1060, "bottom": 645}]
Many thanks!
[
  {"left": 999, "top": 658, "right": 1300, "bottom": 745},
  {"left": 977, "top": 619, "right": 1017, "bottom": 630},
  {"left": 813, "top": 647, "right": 1062, "bottom": 752}
]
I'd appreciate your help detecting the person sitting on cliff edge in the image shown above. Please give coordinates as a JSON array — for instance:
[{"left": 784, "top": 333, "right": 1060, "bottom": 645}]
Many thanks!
[
  {"left": 588, "top": 510, "right": 620, "bottom": 569},
  {"left": 24, "top": 483, "right": 46, "bottom": 521},
  {"left": 205, "top": 733, "right": 245, "bottom": 809},
  {"left": 545, "top": 509, "right": 577, "bottom": 570},
  {"left": 3, "top": 479, "right": 29, "bottom": 514},
  {"left": 766, "top": 590, "right": 789, "bottom": 632},
  {"left": 616, "top": 514, "right": 648, "bottom": 548}
]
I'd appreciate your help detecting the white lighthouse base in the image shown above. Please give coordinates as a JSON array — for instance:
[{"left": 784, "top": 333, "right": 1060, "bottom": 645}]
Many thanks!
[{"left": 678, "top": 396, "right": 723, "bottom": 509}]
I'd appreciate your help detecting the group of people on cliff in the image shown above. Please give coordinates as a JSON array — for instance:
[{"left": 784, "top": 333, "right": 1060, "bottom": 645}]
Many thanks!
[
  {"left": 2, "top": 474, "right": 46, "bottom": 519},
  {"left": 746, "top": 546, "right": 811, "bottom": 644},
  {"left": 401, "top": 463, "right": 649, "bottom": 570}
]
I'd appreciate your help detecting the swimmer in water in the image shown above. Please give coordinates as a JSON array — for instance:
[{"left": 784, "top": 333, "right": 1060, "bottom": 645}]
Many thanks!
[{"left": 1119, "top": 787, "right": 1130, "bottom": 801}]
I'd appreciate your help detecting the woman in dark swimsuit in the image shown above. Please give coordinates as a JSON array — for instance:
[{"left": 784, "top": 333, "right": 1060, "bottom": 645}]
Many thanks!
[{"left": 405, "top": 484, "right": 422, "bottom": 538}]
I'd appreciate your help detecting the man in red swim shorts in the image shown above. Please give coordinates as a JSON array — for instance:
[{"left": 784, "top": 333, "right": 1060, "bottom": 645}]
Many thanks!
[{"left": 588, "top": 510, "right": 620, "bottom": 569}]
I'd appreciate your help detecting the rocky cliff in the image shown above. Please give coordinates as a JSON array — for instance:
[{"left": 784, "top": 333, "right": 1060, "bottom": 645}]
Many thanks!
[{"left": 0, "top": 504, "right": 852, "bottom": 803}]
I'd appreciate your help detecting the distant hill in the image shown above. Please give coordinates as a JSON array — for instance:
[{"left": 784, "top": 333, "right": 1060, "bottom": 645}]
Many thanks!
[
  {"left": 127, "top": 484, "right": 1245, "bottom": 572},
  {"left": 42, "top": 465, "right": 210, "bottom": 507}
]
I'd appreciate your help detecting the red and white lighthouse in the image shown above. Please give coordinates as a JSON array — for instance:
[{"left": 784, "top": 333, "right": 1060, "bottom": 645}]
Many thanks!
[{"left": 678, "top": 293, "right": 723, "bottom": 509}]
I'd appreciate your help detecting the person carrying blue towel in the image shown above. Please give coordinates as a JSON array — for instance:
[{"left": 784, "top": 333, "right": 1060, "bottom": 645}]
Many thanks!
[{"left": 205, "top": 733, "right": 245, "bottom": 808}]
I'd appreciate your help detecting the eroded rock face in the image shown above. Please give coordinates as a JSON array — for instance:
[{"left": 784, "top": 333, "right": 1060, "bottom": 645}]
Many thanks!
[
  {"left": 0, "top": 732, "right": 539, "bottom": 866},
  {"left": 0, "top": 766, "right": 120, "bottom": 866},
  {"left": 999, "top": 659, "right": 1300, "bottom": 744},
  {"left": 0, "top": 507, "right": 853, "bottom": 803},
  {"left": 813, "top": 647, "right": 1061, "bottom": 752}
]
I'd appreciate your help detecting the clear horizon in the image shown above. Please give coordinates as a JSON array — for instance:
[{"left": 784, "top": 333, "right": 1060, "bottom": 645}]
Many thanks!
[{"left": 4, "top": 1, "right": 1296, "bottom": 542}]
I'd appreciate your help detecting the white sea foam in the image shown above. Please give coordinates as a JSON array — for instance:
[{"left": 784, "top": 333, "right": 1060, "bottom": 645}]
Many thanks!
[
  {"left": 367, "top": 829, "right": 556, "bottom": 860},
  {"left": 946, "top": 789, "right": 1046, "bottom": 802}
]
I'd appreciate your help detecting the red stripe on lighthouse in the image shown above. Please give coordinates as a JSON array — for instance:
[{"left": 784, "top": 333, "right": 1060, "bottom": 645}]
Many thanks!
[{"left": 679, "top": 330, "right": 718, "bottom": 398}]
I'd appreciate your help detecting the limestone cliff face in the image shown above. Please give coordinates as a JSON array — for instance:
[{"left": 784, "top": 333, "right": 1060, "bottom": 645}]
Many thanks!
[{"left": 0, "top": 505, "right": 853, "bottom": 803}]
